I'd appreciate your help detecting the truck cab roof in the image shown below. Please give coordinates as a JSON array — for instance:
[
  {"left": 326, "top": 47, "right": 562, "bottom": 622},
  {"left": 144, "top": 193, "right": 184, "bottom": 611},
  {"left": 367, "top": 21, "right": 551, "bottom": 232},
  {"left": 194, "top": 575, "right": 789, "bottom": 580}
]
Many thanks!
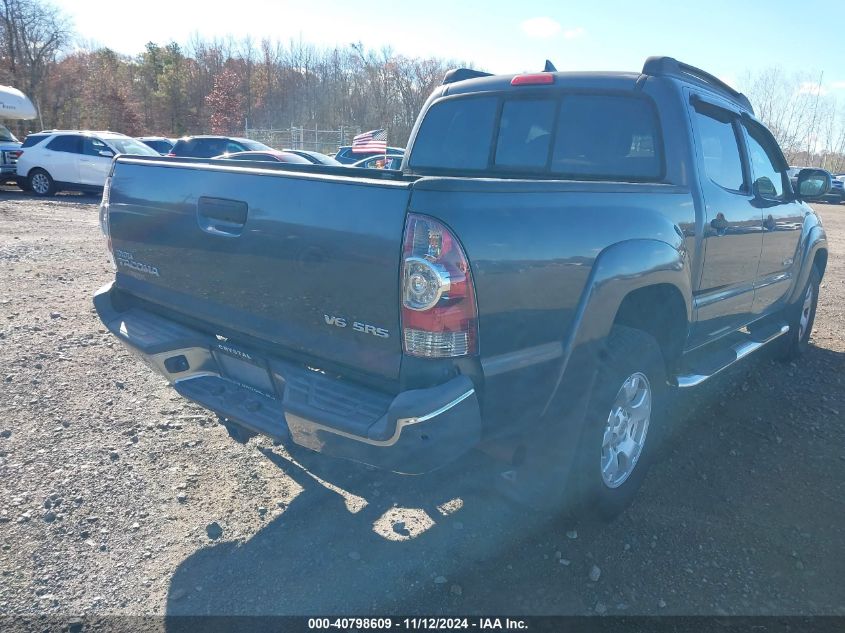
[{"left": 440, "top": 56, "right": 753, "bottom": 115}]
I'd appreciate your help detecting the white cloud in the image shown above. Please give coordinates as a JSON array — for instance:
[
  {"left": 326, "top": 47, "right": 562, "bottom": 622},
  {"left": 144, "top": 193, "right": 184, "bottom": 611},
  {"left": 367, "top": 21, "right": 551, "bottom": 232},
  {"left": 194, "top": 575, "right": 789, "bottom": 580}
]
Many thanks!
[
  {"left": 521, "top": 17, "right": 562, "bottom": 39},
  {"left": 798, "top": 82, "right": 828, "bottom": 96},
  {"left": 830, "top": 80, "right": 845, "bottom": 90},
  {"left": 562, "top": 27, "right": 585, "bottom": 40}
]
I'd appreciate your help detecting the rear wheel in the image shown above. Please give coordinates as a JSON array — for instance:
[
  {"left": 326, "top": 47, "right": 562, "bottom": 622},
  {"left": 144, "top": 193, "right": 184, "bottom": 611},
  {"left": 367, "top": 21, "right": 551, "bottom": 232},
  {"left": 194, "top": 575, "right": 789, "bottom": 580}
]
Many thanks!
[
  {"left": 28, "top": 168, "right": 55, "bottom": 196},
  {"left": 777, "top": 266, "right": 820, "bottom": 361},
  {"left": 571, "top": 325, "right": 667, "bottom": 520}
]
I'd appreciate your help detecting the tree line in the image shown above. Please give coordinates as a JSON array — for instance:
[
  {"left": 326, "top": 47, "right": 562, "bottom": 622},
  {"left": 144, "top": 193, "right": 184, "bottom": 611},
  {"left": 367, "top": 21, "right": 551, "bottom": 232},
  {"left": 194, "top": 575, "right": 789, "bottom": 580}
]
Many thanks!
[
  {"left": 1, "top": 0, "right": 843, "bottom": 169},
  {"left": 0, "top": 0, "right": 462, "bottom": 147}
]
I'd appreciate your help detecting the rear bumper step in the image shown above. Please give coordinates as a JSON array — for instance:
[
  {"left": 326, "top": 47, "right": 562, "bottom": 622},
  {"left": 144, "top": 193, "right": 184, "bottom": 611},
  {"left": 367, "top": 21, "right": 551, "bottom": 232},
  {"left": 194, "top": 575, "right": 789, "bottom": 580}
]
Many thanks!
[
  {"left": 676, "top": 322, "right": 789, "bottom": 388},
  {"left": 94, "top": 282, "right": 481, "bottom": 474}
]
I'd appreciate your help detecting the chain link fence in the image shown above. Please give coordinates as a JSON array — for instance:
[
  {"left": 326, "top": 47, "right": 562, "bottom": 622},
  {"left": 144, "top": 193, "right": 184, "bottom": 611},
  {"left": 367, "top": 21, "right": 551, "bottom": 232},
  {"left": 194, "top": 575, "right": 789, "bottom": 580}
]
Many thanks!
[{"left": 244, "top": 125, "right": 360, "bottom": 156}]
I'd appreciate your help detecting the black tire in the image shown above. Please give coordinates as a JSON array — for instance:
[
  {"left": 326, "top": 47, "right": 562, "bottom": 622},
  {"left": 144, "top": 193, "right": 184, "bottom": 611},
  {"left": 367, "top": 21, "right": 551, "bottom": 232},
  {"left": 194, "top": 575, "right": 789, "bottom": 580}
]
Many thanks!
[
  {"left": 28, "top": 168, "right": 55, "bottom": 196},
  {"left": 571, "top": 325, "right": 667, "bottom": 520},
  {"left": 777, "top": 266, "right": 820, "bottom": 361}
]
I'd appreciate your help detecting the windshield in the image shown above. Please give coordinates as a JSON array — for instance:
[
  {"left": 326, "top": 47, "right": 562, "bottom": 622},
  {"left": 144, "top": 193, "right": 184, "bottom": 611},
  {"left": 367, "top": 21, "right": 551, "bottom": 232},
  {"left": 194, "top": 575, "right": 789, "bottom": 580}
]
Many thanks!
[
  {"left": 241, "top": 139, "right": 272, "bottom": 151},
  {"left": 0, "top": 125, "right": 19, "bottom": 143},
  {"left": 105, "top": 137, "right": 160, "bottom": 156}
]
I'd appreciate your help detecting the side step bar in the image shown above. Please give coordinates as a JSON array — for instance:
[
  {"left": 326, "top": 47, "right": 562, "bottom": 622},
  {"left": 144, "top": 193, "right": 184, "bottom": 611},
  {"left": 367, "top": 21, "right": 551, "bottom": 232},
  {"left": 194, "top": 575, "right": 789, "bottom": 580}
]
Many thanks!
[{"left": 676, "top": 324, "right": 789, "bottom": 388}]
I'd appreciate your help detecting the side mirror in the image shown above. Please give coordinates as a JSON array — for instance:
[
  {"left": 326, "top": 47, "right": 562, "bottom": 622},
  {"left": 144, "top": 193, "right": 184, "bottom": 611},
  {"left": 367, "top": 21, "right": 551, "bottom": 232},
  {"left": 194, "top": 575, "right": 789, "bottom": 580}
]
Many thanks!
[
  {"left": 99, "top": 149, "right": 115, "bottom": 158},
  {"left": 795, "top": 168, "right": 830, "bottom": 200}
]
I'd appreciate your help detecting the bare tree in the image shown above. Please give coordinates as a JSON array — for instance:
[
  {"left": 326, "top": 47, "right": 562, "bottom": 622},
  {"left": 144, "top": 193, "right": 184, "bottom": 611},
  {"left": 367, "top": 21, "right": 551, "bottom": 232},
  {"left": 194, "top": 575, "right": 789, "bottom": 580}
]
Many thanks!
[
  {"left": 742, "top": 67, "right": 844, "bottom": 168},
  {"left": 0, "top": 0, "right": 72, "bottom": 127}
]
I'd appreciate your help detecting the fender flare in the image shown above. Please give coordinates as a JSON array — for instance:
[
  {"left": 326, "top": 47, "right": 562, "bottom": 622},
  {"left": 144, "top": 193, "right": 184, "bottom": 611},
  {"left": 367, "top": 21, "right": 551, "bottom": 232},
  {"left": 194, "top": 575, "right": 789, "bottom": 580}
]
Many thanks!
[
  {"left": 787, "top": 224, "right": 827, "bottom": 304},
  {"left": 541, "top": 238, "right": 692, "bottom": 416}
]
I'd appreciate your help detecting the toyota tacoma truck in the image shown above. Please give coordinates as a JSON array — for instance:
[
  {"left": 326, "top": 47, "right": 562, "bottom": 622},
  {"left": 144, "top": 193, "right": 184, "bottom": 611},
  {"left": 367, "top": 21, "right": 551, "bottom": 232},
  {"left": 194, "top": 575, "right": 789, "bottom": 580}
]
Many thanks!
[{"left": 94, "top": 57, "right": 831, "bottom": 517}]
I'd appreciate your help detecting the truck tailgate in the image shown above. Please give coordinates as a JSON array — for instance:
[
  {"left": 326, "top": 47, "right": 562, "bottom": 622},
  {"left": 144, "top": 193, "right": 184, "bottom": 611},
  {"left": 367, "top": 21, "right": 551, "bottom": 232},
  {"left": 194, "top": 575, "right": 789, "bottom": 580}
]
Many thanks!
[{"left": 106, "top": 158, "right": 412, "bottom": 382}]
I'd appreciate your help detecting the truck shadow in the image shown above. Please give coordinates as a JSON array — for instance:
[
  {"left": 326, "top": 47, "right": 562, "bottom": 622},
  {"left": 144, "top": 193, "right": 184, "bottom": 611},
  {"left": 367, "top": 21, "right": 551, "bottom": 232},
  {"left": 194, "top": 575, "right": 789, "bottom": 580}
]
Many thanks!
[
  {"left": 163, "top": 445, "right": 542, "bottom": 616},
  {"left": 163, "top": 343, "right": 845, "bottom": 618},
  {"left": 0, "top": 185, "right": 99, "bottom": 204}
]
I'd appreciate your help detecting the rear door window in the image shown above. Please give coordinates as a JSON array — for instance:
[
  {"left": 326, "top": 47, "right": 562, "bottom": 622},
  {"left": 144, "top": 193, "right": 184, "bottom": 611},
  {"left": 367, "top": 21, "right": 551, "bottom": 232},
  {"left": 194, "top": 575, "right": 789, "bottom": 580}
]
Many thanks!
[
  {"left": 46, "top": 135, "right": 82, "bottom": 153},
  {"left": 551, "top": 95, "right": 662, "bottom": 179}
]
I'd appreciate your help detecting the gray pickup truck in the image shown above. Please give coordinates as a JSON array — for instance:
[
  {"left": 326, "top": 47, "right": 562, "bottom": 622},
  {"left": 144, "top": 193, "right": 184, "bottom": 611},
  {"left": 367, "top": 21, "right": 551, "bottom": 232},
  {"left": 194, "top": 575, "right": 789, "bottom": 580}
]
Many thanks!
[{"left": 94, "top": 56, "right": 830, "bottom": 518}]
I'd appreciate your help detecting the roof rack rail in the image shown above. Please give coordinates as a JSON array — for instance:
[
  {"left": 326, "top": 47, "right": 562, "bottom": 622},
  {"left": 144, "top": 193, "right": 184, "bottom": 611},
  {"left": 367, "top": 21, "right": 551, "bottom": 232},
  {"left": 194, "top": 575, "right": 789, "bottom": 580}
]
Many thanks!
[
  {"left": 642, "top": 56, "right": 753, "bottom": 114},
  {"left": 442, "top": 68, "right": 493, "bottom": 85}
]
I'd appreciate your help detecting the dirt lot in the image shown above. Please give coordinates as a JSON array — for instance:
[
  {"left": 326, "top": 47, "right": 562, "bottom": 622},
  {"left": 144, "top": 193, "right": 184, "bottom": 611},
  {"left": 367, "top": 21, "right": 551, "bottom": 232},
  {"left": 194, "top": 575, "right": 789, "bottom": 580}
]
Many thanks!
[{"left": 0, "top": 189, "right": 843, "bottom": 617}]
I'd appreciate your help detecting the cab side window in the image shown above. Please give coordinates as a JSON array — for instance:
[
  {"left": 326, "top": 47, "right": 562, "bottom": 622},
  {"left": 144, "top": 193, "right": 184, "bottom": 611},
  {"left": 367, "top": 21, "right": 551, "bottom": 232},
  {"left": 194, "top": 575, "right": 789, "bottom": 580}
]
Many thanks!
[
  {"left": 693, "top": 107, "right": 745, "bottom": 192},
  {"left": 742, "top": 122, "right": 787, "bottom": 199},
  {"left": 82, "top": 138, "right": 110, "bottom": 156}
]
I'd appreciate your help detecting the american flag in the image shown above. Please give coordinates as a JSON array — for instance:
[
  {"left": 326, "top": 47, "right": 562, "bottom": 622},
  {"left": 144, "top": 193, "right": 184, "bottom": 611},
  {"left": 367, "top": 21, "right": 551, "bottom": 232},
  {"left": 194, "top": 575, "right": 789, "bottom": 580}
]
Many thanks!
[{"left": 352, "top": 128, "right": 387, "bottom": 153}]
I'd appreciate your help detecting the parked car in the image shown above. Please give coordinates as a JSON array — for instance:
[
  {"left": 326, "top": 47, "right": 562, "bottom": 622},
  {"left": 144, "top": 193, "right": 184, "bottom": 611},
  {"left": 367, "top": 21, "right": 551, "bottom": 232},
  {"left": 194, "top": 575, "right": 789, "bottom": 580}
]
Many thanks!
[
  {"left": 789, "top": 167, "right": 843, "bottom": 203},
  {"left": 333, "top": 144, "right": 404, "bottom": 164},
  {"left": 350, "top": 155, "right": 402, "bottom": 170},
  {"left": 16, "top": 130, "right": 159, "bottom": 195},
  {"left": 212, "top": 150, "right": 312, "bottom": 164},
  {"left": 168, "top": 136, "right": 272, "bottom": 158},
  {"left": 828, "top": 175, "right": 845, "bottom": 203},
  {"left": 0, "top": 85, "right": 37, "bottom": 182},
  {"left": 828, "top": 173, "right": 845, "bottom": 203},
  {"left": 282, "top": 149, "right": 342, "bottom": 166},
  {"left": 95, "top": 56, "right": 830, "bottom": 519},
  {"left": 0, "top": 125, "right": 22, "bottom": 183},
  {"left": 137, "top": 136, "right": 177, "bottom": 155}
]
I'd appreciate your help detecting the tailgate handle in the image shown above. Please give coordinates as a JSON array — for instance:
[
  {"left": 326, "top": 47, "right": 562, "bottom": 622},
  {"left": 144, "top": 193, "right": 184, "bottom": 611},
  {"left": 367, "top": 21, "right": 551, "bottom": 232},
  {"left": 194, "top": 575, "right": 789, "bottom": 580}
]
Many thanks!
[{"left": 197, "top": 196, "right": 248, "bottom": 236}]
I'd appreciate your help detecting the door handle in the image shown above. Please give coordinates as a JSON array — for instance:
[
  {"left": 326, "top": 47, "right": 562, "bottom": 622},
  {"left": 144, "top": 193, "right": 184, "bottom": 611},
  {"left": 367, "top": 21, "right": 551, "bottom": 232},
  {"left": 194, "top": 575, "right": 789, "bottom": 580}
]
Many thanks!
[{"left": 197, "top": 196, "right": 248, "bottom": 236}]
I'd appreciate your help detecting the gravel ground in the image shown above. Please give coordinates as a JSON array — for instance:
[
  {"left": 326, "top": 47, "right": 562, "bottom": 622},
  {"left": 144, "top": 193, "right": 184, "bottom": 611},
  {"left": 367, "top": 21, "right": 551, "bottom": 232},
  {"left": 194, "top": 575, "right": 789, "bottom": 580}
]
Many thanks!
[{"left": 0, "top": 189, "right": 843, "bottom": 617}]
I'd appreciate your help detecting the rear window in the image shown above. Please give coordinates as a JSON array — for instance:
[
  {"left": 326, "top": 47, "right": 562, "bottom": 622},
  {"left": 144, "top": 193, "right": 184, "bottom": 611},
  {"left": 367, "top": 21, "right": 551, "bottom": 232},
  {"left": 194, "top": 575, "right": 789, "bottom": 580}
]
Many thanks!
[
  {"left": 141, "top": 139, "right": 172, "bottom": 153},
  {"left": 21, "top": 134, "right": 48, "bottom": 148},
  {"left": 409, "top": 93, "right": 663, "bottom": 181},
  {"left": 173, "top": 139, "right": 227, "bottom": 158},
  {"left": 239, "top": 139, "right": 271, "bottom": 151},
  {"left": 409, "top": 96, "right": 498, "bottom": 171}
]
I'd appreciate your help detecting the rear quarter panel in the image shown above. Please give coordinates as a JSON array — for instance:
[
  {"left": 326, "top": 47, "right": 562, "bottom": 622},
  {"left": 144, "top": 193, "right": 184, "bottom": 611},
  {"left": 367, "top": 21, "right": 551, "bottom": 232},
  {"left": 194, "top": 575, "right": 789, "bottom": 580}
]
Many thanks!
[{"left": 409, "top": 178, "right": 695, "bottom": 432}]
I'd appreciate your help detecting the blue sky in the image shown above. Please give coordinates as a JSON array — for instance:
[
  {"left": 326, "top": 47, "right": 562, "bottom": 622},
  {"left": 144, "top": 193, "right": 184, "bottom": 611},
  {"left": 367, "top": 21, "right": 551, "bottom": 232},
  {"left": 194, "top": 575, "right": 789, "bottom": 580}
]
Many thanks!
[{"left": 54, "top": 0, "right": 845, "bottom": 93}]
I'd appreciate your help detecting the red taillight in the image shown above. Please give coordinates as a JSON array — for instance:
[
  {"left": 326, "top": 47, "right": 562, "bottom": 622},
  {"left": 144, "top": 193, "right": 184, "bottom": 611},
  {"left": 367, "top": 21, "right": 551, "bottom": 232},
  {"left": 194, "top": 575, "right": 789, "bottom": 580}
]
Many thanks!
[
  {"left": 510, "top": 73, "right": 554, "bottom": 86},
  {"left": 8, "top": 150, "right": 21, "bottom": 159},
  {"left": 401, "top": 214, "right": 477, "bottom": 358},
  {"left": 166, "top": 152, "right": 175, "bottom": 157}
]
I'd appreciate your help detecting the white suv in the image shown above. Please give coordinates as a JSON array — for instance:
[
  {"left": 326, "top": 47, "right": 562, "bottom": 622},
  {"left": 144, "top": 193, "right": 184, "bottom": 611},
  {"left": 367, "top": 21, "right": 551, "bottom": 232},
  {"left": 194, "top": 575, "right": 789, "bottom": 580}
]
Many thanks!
[{"left": 16, "top": 130, "right": 159, "bottom": 196}]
